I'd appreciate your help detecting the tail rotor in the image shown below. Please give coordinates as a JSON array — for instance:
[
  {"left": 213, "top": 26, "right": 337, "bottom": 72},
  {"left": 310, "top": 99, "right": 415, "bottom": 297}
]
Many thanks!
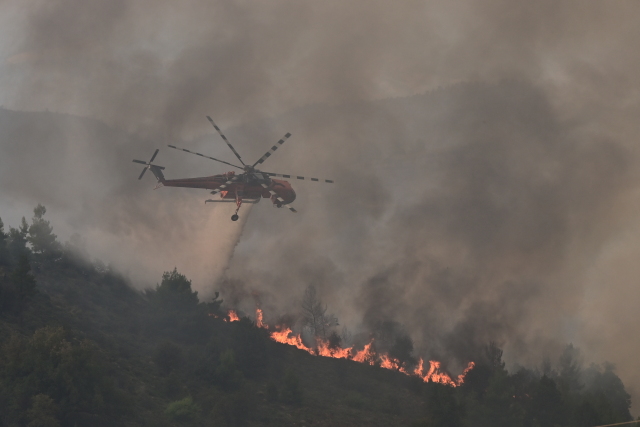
[{"left": 133, "top": 149, "right": 166, "bottom": 181}]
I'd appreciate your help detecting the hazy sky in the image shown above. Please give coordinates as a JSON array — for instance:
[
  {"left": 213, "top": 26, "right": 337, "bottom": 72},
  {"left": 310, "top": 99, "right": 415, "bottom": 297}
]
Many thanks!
[{"left": 2, "top": 0, "right": 640, "bottom": 411}]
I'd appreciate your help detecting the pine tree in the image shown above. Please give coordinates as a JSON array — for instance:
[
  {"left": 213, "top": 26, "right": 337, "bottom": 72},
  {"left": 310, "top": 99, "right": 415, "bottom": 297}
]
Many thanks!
[
  {"left": 8, "top": 217, "right": 30, "bottom": 263},
  {"left": 151, "top": 268, "right": 199, "bottom": 310},
  {"left": 28, "top": 204, "right": 61, "bottom": 258}
]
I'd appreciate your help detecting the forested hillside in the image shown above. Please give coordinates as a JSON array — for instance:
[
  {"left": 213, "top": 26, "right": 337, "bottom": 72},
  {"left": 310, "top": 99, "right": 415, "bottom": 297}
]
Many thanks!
[{"left": 0, "top": 205, "right": 635, "bottom": 426}]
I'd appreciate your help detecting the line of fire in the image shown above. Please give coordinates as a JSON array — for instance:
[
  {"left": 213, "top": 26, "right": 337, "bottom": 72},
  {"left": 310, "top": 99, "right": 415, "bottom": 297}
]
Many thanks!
[{"left": 211, "top": 307, "right": 475, "bottom": 387}]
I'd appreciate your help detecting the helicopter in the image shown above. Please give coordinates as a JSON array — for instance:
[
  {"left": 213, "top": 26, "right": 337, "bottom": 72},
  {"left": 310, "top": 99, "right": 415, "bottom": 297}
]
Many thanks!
[{"left": 133, "top": 116, "right": 334, "bottom": 221}]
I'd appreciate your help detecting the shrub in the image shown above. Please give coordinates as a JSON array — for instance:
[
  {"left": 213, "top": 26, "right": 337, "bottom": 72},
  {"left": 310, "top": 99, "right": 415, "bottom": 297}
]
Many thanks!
[
  {"left": 216, "top": 349, "right": 243, "bottom": 391},
  {"left": 27, "top": 394, "right": 60, "bottom": 427},
  {"left": 165, "top": 396, "right": 200, "bottom": 425}
]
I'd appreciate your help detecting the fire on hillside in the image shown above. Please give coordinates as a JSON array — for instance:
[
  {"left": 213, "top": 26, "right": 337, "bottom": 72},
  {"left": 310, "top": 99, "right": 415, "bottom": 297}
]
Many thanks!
[
  {"left": 226, "top": 310, "right": 240, "bottom": 322},
  {"left": 221, "top": 308, "right": 474, "bottom": 386}
]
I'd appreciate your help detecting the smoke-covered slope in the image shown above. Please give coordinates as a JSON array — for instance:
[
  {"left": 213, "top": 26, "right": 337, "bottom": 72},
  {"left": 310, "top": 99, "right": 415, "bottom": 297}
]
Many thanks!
[
  {"left": 1, "top": 81, "right": 640, "bottom": 408},
  {"left": 0, "top": 232, "right": 634, "bottom": 426}
]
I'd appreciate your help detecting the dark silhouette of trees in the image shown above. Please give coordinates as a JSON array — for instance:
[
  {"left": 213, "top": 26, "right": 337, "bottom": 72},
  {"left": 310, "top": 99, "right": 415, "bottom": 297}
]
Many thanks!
[
  {"left": 0, "top": 217, "right": 10, "bottom": 267},
  {"left": 327, "top": 330, "right": 342, "bottom": 350},
  {"left": 0, "top": 254, "right": 37, "bottom": 315},
  {"left": 301, "top": 284, "right": 338, "bottom": 339},
  {"left": 27, "top": 394, "right": 60, "bottom": 427},
  {"left": 389, "top": 334, "right": 417, "bottom": 370},
  {"left": 27, "top": 204, "right": 61, "bottom": 259},
  {"left": 460, "top": 342, "right": 505, "bottom": 399},
  {"left": 149, "top": 267, "right": 199, "bottom": 310},
  {"left": 577, "top": 362, "right": 632, "bottom": 425},
  {"left": 7, "top": 217, "right": 30, "bottom": 263},
  {"left": 231, "top": 317, "right": 269, "bottom": 379},
  {"left": 12, "top": 254, "right": 37, "bottom": 314},
  {"left": 423, "top": 383, "right": 463, "bottom": 427},
  {"left": 0, "top": 204, "right": 635, "bottom": 427},
  {"left": 205, "top": 291, "right": 224, "bottom": 317},
  {"left": 559, "top": 343, "right": 583, "bottom": 395},
  {"left": 529, "top": 375, "right": 565, "bottom": 427},
  {"left": 0, "top": 327, "right": 118, "bottom": 426}
]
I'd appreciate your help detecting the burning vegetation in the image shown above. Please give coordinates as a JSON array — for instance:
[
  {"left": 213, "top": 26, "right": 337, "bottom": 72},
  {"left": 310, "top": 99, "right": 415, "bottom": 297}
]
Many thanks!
[
  {"left": 226, "top": 309, "right": 240, "bottom": 322},
  {"left": 0, "top": 205, "right": 635, "bottom": 426},
  {"left": 221, "top": 283, "right": 475, "bottom": 387},
  {"left": 260, "top": 307, "right": 474, "bottom": 386}
]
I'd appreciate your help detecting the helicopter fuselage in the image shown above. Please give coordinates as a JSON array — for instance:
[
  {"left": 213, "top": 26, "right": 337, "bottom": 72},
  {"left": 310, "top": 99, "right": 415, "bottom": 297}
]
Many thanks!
[{"left": 160, "top": 173, "right": 296, "bottom": 205}]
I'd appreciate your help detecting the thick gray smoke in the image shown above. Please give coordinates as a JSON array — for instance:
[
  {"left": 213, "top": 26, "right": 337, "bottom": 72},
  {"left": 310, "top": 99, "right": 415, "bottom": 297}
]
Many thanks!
[{"left": 2, "top": 0, "right": 640, "bottom": 411}]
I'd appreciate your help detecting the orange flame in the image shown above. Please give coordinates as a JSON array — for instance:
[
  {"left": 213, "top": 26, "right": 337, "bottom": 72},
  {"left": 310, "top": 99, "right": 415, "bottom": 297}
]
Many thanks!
[
  {"left": 380, "top": 354, "right": 399, "bottom": 370},
  {"left": 423, "top": 360, "right": 456, "bottom": 386},
  {"left": 270, "top": 327, "right": 314, "bottom": 354},
  {"left": 225, "top": 310, "right": 240, "bottom": 322},
  {"left": 240, "top": 307, "right": 473, "bottom": 387},
  {"left": 256, "top": 308, "right": 266, "bottom": 329},
  {"left": 352, "top": 342, "right": 376, "bottom": 365},
  {"left": 316, "top": 340, "right": 352, "bottom": 359},
  {"left": 457, "top": 361, "right": 475, "bottom": 385},
  {"left": 410, "top": 358, "right": 476, "bottom": 386}
]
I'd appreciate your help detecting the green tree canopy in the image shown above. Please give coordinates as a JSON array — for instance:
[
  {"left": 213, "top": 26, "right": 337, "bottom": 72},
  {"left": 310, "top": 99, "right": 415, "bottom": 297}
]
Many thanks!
[
  {"left": 27, "top": 394, "right": 60, "bottom": 427},
  {"left": 151, "top": 268, "right": 199, "bottom": 310},
  {"left": 165, "top": 396, "right": 200, "bottom": 425},
  {"left": 583, "top": 362, "right": 632, "bottom": 422},
  {"left": 0, "top": 326, "right": 117, "bottom": 425},
  {"left": 215, "top": 348, "right": 243, "bottom": 391},
  {"left": 8, "top": 217, "right": 30, "bottom": 263},
  {"left": 27, "top": 205, "right": 61, "bottom": 258}
]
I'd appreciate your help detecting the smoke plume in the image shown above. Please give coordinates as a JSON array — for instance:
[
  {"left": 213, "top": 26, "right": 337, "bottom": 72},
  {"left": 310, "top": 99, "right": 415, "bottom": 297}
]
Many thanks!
[{"left": 2, "top": 0, "right": 640, "bottom": 411}]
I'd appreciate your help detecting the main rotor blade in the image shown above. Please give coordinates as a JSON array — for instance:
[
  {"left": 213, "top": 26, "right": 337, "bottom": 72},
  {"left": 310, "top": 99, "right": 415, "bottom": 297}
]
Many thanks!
[
  {"left": 138, "top": 167, "right": 148, "bottom": 180},
  {"left": 210, "top": 175, "right": 241, "bottom": 195},
  {"left": 167, "top": 144, "right": 243, "bottom": 170},
  {"left": 206, "top": 116, "right": 246, "bottom": 166},
  {"left": 252, "top": 133, "right": 291, "bottom": 168},
  {"left": 260, "top": 183, "right": 297, "bottom": 213},
  {"left": 149, "top": 148, "right": 159, "bottom": 163},
  {"left": 262, "top": 172, "right": 334, "bottom": 183},
  {"left": 133, "top": 159, "right": 165, "bottom": 170}
]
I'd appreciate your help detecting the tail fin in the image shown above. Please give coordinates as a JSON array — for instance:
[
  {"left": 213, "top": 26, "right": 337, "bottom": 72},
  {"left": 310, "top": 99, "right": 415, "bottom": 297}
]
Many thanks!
[{"left": 149, "top": 165, "right": 165, "bottom": 182}]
